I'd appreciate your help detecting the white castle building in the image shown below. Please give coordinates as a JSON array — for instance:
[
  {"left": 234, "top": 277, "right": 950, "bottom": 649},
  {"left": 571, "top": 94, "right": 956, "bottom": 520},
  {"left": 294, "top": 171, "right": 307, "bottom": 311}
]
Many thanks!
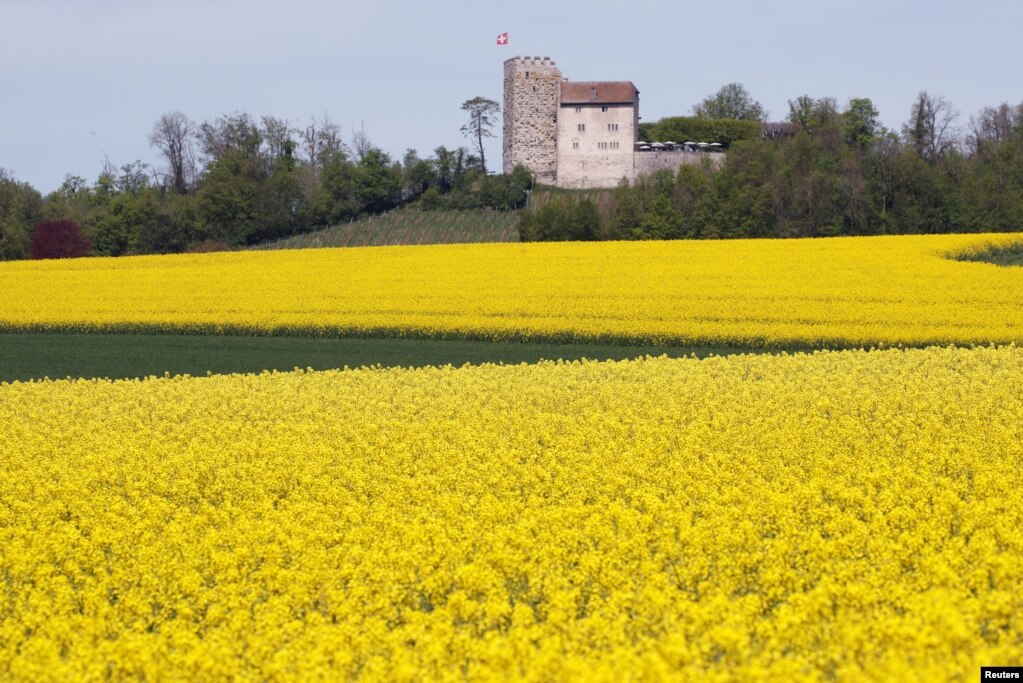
[{"left": 502, "top": 56, "right": 718, "bottom": 189}]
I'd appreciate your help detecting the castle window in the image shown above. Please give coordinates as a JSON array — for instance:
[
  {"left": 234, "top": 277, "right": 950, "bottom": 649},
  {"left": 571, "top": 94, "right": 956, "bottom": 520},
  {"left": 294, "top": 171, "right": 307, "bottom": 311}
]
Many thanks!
[
  {"left": 575, "top": 106, "right": 581, "bottom": 113},
  {"left": 608, "top": 123, "right": 618, "bottom": 132},
  {"left": 572, "top": 141, "right": 579, "bottom": 149},
  {"left": 525, "top": 71, "right": 530, "bottom": 78},
  {"left": 602, "top": 106, "right": 608, "bottom": 113},
  {"left": 577, "top": 123, "right": 585, "bottom": 132},
  {"left": 532, "top": 85, "right": 537, "bottom": 92}
]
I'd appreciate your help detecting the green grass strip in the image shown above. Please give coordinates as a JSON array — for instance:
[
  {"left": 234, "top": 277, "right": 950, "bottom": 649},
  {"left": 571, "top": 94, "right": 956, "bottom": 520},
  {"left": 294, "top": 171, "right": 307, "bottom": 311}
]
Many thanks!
[
  {"left": 0, "top": 320, "right": 922, "bottom": 352},
  {"left": 0, "top": 333, "right": 767, "bottom": 383}
]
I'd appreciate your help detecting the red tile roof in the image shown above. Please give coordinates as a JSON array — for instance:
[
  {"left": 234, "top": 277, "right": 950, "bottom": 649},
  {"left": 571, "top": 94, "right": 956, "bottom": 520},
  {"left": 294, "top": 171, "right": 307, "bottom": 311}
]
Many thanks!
[{"left": 560, "top": 81, "right": 639, "bottom": 105}]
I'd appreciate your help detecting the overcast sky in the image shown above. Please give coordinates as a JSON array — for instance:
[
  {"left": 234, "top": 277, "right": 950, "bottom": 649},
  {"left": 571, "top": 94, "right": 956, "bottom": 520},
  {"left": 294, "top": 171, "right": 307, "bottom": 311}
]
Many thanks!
[{"left": 2, "top": 0, "right": 1021, "bottom": 194}]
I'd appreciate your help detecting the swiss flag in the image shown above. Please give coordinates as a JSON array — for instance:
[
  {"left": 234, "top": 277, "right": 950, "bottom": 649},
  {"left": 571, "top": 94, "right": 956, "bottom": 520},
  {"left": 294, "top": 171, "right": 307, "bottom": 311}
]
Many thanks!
[{"left": 496, "top": 32, "right": 509, "bottom": 45}]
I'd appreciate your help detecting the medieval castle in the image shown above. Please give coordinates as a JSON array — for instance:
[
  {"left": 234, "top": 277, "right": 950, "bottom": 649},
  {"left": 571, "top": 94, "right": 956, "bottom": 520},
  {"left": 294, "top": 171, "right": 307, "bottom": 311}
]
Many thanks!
[{"left": 502, "top": 56, "right": 719, "bottom": 189}]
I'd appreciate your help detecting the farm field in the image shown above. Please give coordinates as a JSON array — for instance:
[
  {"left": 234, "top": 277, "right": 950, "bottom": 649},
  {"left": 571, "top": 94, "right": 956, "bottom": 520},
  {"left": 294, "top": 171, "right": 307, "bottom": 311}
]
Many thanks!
[
  {"left": 2, "top": 234, "right": 1023, "bottom": 681},
  {"left": 2, "top": 347, "right": 1022, "bottom": 680},
  {"left": 1, "top": 234, "right": 1023, "bottom": 348},
  {"left": 0, "top": 332, "right": 745, "bottom": 383}
]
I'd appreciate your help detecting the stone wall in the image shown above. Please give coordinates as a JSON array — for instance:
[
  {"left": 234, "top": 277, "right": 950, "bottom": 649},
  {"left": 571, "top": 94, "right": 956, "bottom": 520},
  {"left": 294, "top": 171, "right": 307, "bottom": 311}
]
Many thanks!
[
  {"left": 556, "top": 103, "right": 637, "bottom": 188},
  {"left": 633, "top": 150, "right": 724, "bottom": 180},
  {"left": 502, "top": 57, "right": 561, "bottom": 183}
]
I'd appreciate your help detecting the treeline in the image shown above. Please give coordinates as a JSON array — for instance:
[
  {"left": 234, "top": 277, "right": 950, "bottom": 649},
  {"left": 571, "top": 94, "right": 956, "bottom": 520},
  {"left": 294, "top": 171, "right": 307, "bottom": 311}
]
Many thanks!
[
  {"left": 522, "top": 93, "right": 1023, "bottom": 240},
  {"left": 7, "top": 89, "right": 1023, "bottom": 257},
  {"left": 0, "top": 112, "right": 531, "bottom": 260}
]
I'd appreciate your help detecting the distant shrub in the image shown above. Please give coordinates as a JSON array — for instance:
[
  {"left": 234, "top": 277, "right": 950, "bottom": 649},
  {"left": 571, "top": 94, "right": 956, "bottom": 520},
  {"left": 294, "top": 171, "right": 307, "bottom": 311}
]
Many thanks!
[{"left": 29, "top": 219, "right": 91, "bottom": 259}]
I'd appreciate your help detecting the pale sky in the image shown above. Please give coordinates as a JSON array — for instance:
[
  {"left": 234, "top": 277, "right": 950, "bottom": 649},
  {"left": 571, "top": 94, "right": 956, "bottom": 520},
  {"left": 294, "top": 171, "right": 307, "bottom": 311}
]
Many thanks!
[{"left": 2, "top": 0, "right": 1021, "bottom": 194}]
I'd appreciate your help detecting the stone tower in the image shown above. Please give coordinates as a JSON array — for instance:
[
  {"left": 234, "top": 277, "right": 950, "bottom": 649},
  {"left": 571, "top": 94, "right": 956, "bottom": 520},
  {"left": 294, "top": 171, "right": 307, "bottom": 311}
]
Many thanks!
[{"left": 503, "top": 56, "right": 562, "bottom": 183}]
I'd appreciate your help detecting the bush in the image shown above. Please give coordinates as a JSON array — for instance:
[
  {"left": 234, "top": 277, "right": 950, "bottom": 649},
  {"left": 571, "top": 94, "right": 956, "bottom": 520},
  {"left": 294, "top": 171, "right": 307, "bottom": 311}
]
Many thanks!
[
  {"left": 29, "top": 219, "right": 91, "bottom": 259},
  {"left": 519, "top": 198, "right": 602, "bottom": 242},
  {"left": 639, "top": 117, "right": 761, "bottom": 148}
]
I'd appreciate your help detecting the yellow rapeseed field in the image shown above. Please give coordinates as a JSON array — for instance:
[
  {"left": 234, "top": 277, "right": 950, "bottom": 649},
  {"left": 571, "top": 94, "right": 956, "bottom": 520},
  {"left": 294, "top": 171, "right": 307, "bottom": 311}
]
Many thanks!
[
  {"left": 0, "top": 233, "right": 1022, "bottom": 346},
  {"left": 2, "top": 347, "right": 1022, "bottom": 681}
]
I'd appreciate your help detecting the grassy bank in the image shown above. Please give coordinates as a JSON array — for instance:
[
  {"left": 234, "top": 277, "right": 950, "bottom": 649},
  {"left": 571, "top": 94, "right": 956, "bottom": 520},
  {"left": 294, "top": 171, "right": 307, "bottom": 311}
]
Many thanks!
[{"left": 0, "top": 333, "right": 765, "bottom": 383}]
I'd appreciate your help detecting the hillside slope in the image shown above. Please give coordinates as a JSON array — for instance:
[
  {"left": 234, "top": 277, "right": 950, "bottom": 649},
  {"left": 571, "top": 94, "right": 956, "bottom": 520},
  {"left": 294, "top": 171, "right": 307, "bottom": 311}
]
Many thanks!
[{"left": 252, "top": 209, "right": 520, "bottom": 250}]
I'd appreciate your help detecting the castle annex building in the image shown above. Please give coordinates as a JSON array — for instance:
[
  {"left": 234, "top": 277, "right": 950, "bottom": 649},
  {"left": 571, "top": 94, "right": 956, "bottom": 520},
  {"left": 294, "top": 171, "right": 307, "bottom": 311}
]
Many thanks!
[{"left": 503, "top": 56, "right": 716, "bottom": 189}]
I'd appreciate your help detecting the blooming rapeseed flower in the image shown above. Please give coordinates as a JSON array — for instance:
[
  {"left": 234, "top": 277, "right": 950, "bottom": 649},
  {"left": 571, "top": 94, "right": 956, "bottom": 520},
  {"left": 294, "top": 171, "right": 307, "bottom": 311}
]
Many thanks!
[
  {"left": 1, "top": 347, "right": 1021, "bottom": 680},
  {"left": 0, "top": 234, "right": 1021, "bottom": 346}
]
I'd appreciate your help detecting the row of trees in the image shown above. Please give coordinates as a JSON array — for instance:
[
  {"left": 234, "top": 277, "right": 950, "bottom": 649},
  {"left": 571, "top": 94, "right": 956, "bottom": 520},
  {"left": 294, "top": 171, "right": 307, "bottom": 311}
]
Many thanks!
[
  {"left": 681, "top": 82, "right": 1007, "bottom": 157},
  {"left": 522, "top": 93, "right": 1023, "bottom": 241},
  {"left": 5, "top": 86, "right": 1023, "bottom": 257},
  {"left": 0, "top": 99, "right": 523, "bottom": 260}
]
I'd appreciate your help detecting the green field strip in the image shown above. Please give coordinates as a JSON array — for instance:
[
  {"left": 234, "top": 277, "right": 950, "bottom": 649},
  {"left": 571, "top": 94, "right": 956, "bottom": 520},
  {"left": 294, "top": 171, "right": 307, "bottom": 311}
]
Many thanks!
[
  {"left": 0, "top": 333, "right": 765, "bottom": 383},
  {"left": 0, "top": 320, "right": 926, "bottom": 353}
]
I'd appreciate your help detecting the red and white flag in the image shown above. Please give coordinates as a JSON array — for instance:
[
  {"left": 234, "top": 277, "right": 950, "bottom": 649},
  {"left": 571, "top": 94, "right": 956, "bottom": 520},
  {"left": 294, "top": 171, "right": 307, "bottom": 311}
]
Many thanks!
[{"left": 496, "top": 32, "right": 509, "bottom": 45}]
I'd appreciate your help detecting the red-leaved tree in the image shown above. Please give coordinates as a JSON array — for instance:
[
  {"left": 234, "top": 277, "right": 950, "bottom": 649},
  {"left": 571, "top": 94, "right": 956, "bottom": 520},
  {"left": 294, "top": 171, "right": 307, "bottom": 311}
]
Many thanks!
[{"left": 29, "top": 219, "right": 91, "bottom": 259}]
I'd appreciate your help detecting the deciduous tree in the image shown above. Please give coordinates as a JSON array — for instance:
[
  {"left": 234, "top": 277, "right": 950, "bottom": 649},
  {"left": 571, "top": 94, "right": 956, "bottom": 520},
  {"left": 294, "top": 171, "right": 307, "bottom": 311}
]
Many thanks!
[
  {"left": 967, "top": 101, "right": 1023, "bottom": 155},
  {"left": 261, "top": 116, "right": 296, "bottom": 162},
  {"left": 902, "top": 92, "right": 959, "bottom": 161},
  {"left": 30, "top": 219, "right": 91, "bottom": 259},
  {"left": 692, "top": 83, "right": 766, "bottom": 121},
  {"left": 786, "top": 96, "right": 839, "bottom": 135},
  {"left": 149, "top": 112, "right": 195, "bottom": 193},
  {"left": 0, "top": 169, "right": 43, "bottom": 260},
  {"left": 197, "top": 112, "right": 262, "bottom": 165},
  {"left": 350, "top": 121, "right": 374, "bottom": 162},
  {"left": 301, "top": 114, "right": 345, "bottom": 168},
  {"left": 842, "top": 98, "right": 881, "bottom": 149}
]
